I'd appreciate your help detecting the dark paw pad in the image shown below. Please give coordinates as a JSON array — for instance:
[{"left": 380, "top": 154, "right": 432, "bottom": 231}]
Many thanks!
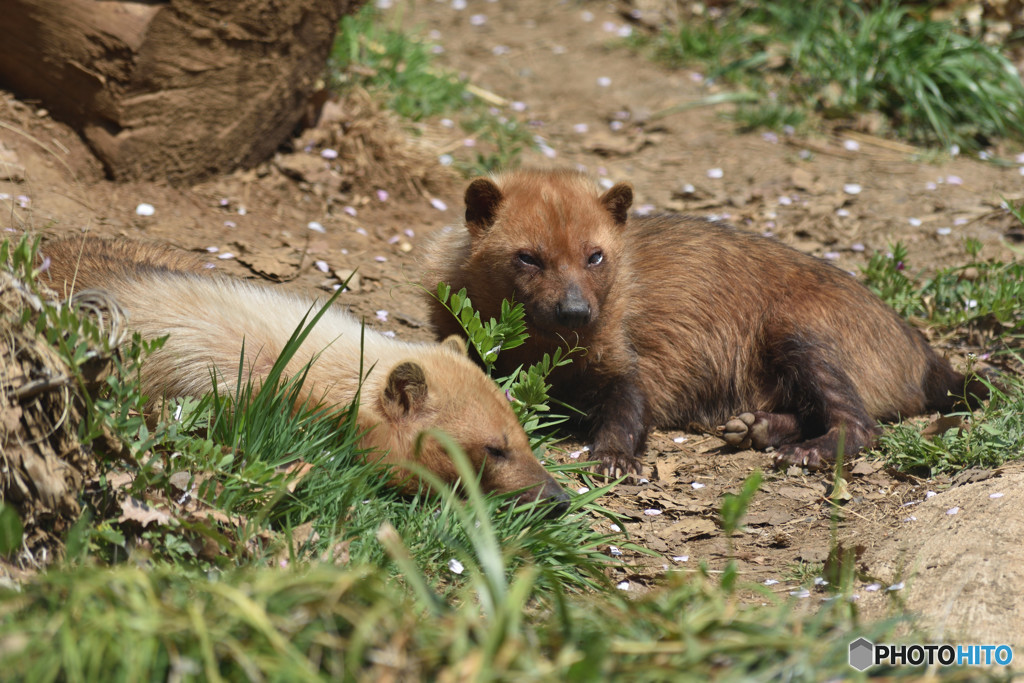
[{"left": 718, "top": 412, "right": 771, "bottom": 450}]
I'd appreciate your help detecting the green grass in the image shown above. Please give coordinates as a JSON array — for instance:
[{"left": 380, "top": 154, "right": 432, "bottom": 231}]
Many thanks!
[
  {"left": 862, "top": 237, "right": 1024, "bottom": 344},
  {"left": 634, "top": 0, "right": 1024, "bottom": 153},
  {"left": 861, "top": 232, "right": 1024, "bottom": 475},
  {"left": 328, "top": 5, "right": 534, "bottom": 175},
  {"left": 3, "top": 235, "right": 1011, "bottom": 680}
]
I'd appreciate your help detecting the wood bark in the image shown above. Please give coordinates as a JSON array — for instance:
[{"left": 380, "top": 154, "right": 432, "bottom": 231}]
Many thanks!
[{"left": 0, "top": 0, "right": 360, "bottom": 183}]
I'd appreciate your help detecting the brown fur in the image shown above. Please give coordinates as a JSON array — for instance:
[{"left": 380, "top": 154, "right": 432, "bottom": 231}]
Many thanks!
[
  {"left": 41, "top": 237, "right": 568, "bottom": 507},
  {"left": 422, "top": 169, "right": 987, "bottom": 474}
]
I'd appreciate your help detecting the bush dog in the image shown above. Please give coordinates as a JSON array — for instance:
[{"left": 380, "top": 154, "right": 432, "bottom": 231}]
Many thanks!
[
  {"left": 41, "top": 237, "right": 568, "bottom": 508},
  {"left": 422, "top": 169, "right": 985, "bottom": 476}
]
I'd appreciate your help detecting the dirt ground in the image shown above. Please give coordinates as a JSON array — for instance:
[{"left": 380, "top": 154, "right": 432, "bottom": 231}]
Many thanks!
[{"left": 3, "top": 0, "right": 1024, "bottom": 652}]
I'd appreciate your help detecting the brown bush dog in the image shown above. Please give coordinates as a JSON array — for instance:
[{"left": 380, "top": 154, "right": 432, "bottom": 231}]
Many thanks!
[
  {"left": 422, "top": 169, "right": 987, "bottom": 476},
  {"left": 41, "top": 237, "right": 568, "bottom": 508}
]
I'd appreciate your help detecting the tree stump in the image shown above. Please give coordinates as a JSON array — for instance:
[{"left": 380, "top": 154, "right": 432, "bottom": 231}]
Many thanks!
[{"left": 0, "top": 0, "right": 361, "bottom": 184}]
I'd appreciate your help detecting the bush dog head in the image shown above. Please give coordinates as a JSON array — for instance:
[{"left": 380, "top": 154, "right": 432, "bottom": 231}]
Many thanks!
[
  {"left": 367, "top": 336, "right": 569, "bottom": 512},
  {"left": 463, "top": 170, "right": 633, "bottom": 340}
]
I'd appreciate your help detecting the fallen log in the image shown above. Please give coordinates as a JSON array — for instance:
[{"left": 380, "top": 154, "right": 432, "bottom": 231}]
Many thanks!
[{"left": 0, "top": 0, "right": 360, "bottom": 183}]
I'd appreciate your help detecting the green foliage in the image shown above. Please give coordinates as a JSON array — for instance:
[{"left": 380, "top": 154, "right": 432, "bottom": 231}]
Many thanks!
[
  {"left": 328, "top": 4, "right": 534, "bottom": 174},
  {"left": 862, "top": 240, "right": 1024, "bottom": 342},
  {"left": 876, "top": 373, "right": 1024, "bottom": 475},
  {"left": 330, "top": 6, "right": 465, "bottom": 119},
  {"left": 433, "top": 283, "right": 581, "bottom": 452},
  {"left": 637, "top": 0, "right": 1024, "bottom": 152}
]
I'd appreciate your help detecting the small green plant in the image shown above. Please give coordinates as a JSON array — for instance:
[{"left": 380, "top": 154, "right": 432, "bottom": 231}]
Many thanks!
[{"left": 433, "top": 283, "right": 581, "bottom": 452}]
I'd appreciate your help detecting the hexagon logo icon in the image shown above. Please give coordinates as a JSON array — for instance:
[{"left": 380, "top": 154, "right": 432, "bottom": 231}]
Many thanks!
[{"left": 849, "top": 637, "right": 874, "bottom": 671}]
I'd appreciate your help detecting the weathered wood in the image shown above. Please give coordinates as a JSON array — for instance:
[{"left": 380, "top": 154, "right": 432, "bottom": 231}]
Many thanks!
[{"left": 0, "top": 0, "right": 360, "bottom": 183}]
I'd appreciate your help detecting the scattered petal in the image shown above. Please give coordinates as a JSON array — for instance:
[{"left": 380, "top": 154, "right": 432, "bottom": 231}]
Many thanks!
[
  {"left": 925, "top": 181, "right": 938, "bottom": 190},
  {"left": 990, "top": 492, "right": 1004, "bottom": 499},
  {"left": 836, "top": 208, "right": 850, "bottom": 217},
  {"left": 946, "top": 175, "right": 963, "bottom": 185},
  {"left": 691, "top": 482, "right": 705, "bottom": 489},
  {"left": 673, "top": 436, "right": 687, "bottom": 443},
  {"left": 135, "top": 203, "right": 155, "bottom": 217},
  {"left": 492, "top": 45, "right": 510, "bottom": 56},
  {"left": 448, "top": 558, "right": 464, "bottom": 574},
  {"left": 237, "top": 206, "right": 247, "bottom": 216},
  {"left": 439, "top": 154, "right": 454, "bottom": 166},
  {"left": 609, "top": 120, "right": 624, "bottom": 132},
  {"left": 375, "top": 310, "right": 389, "bottom": 322},
  {"left": 864, "top": 583, "right": 881, "bottom": 591},
  {"left": 224, "top": 220, "right": 237, "bottom": 228},
  {"left": 610, "top": 524, "right": 621, "bottom": 532},
  {"left": 205, "top": 246, "right": 219, "bottom": 253},
  {"left": 596, "top": 77, "right": 612, "bottom": 87},
  {"left": 925, "top": 490, "right": 937, "bottom": 498},
  {"left": 376, "top": 189, "right": 389, "bottom": 202},
  {"left": 307, "top": 221, "right": 325, "bottom": 233},
  {"left": 374, "top": 255, "right": 387, "bottom": 263},
  {"left": 356, "top": 227, "right": 368, "bottom": 236},
  {"left": 843, "top": 139, "right": 860, "bottom": 151},
  {"left": 778, "top": 196, "right": 793, "bottom": 206},
  {"left": 643, "top": 508, "right": 662, "bottom": 516},
  {"left": 581, "top": 10, "right": 594, "bottom": 21},
  {"left": 936, "top": 227, "right": 952, "bottom": 236},
  {"left": 344, "top": 206, "right": 358, "bottom": 217},
  {"left": 404, "top": 228, "right": 415, "bottom": 238},
  {"left": 608, "top": 545, "right": 623, "bottom": 556},
  {"left": 763, "top": 578, "right": 779, "bottom": 586},
  {"left": 568, "top": 450, "right": 582, "bottom": 459},
  {"left": 440, "top": 118, "right": 455, "bottom": 129},
  {"left": 638, "top": 477, "right": 649, "bottom": 484},
  {"left": 707, "top": 167, "right": 724, "bottom": 179},
  {"left": 452, "top": 0, "right": 467, "bottom": 9},
  {"left": 617, "top": 581, "right": 630, "bottom": 591},
  {"left": 388, "top": 235, "right": 400, "bottom": 245},
  {"left": 814, "top": 577, "right": 829, "bottom": 586},
  {"left": 320, "top": 148, "right": 338, "bottom": 160},
  {"left": 790, "top": 589, "right": 811, "bottom": 598},
  {"left": 673, "top": 555, "right": 689, "bottom": 563},
  {"left": 946, "top": 506, "right": 960, "bottom": 515},
  {"left": 762, "top": 131, "right": 779, "bottom": 143},
  {"left": 887, "top": 581, "right": 905, "bottom": 591},
  {"left": 314, "top": 260, "right": 329, "bottom": 273},
  {"left": 577, "top": 487, "right": 590, "bottom": 495},
  {"left": 470, "top": 13, "right": 486, "bottom": 25},
  {"left": 573, "top": 123, "right": 589, "bottom": 134},
  {"left": 382, "top": 330, "right": 396, "bottom": 338},
  {"left": 218, "top": 252, "right": 235, "bottom": 260},
  {"left": 949, "top": 144, "right": 960, "bottom": 156},
  {"left": 851, "top": 242, "right": 865, "bottom": 252},
  {"left": 843, "top": 183, "right": 862, "bottom": 195},
  {"left": 510, "top": 101, "right": 527, "bottom": 112},
  {"left": 823, "top": 251, "right": 840, "bottom": 260}
]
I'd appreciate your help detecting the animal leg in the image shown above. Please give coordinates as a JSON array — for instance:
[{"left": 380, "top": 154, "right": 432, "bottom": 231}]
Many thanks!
[
  {"left": 766, "top": 336, "right": 880, "bottom": 471},
  {"left": 590, "top": 373, "right": 648, "bottom": 477}
]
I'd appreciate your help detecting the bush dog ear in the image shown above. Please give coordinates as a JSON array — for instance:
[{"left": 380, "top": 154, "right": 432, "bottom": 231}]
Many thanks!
[
  {"left": 382, "top": 361, "right": 428, "bottom": 419},
  {"left": 465, "top": 178, "right": 504, "bottom": 238},
  {"left": 441, "top": 335, "right": 468, "bottom": 356},
  {"left": 600, "top": 182, "right": 633, "bottom": 225}
]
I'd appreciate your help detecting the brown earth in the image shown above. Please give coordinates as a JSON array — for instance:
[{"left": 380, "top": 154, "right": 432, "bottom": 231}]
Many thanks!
[{"left": 2, "top": 0, "right": 1024, "bottom": 652}]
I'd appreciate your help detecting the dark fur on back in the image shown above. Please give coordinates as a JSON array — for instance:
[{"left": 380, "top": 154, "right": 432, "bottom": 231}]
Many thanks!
[{"left": 422, "top": 170, "right": 987, "bottom": 474}]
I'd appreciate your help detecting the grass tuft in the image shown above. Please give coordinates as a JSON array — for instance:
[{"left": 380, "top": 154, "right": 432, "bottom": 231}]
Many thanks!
[{"left": 636, "top": 0, "right": 1024, "bottom": 152}]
